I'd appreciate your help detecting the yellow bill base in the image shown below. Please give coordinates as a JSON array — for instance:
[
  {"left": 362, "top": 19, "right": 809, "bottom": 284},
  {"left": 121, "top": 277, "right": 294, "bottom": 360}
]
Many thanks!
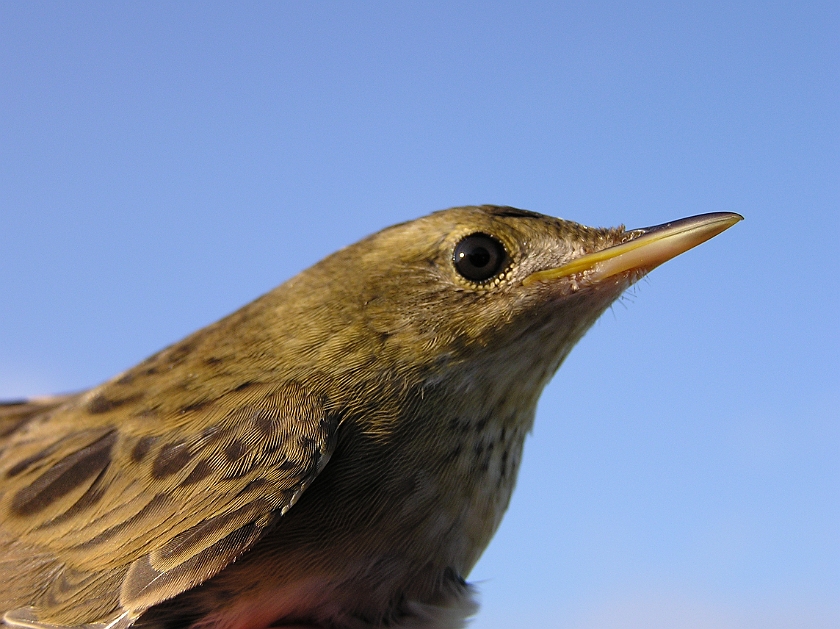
[{"left": 523, "top": 212, "right": 743, "bottom": 286}]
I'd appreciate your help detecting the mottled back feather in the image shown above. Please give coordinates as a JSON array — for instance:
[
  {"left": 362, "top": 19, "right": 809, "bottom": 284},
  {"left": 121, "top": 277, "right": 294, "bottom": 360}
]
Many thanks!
[{"left": 0, "top": 347, "right": 339, "bottom": 628}]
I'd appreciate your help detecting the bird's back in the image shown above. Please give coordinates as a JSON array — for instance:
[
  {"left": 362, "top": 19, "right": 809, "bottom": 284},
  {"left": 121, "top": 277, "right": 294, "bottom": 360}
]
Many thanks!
[{"left": 0, "top": 396, "right": 79, "bottom": 442}]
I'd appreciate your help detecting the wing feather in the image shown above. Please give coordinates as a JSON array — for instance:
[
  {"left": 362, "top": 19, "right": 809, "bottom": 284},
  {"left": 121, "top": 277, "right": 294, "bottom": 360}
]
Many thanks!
[{"left": 0, "top": 374, "right": 339, "bottom": 628}]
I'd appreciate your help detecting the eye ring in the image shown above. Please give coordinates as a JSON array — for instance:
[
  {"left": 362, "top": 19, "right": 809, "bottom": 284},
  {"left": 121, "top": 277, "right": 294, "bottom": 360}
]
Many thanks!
[{"left": 453, "top": 233, "right": 507, "bottom": 283}]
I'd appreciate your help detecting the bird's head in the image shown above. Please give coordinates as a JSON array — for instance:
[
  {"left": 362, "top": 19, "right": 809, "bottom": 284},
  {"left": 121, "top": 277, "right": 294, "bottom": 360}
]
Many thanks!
[{"left": 270, "top": 205, "right": 741, "bottom": 423}]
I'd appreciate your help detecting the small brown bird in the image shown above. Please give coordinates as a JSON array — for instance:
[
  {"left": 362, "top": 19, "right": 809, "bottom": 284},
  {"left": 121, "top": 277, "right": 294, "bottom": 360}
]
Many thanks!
[{"left": 0, "top": 206, "right": 740, "bottom": 629}]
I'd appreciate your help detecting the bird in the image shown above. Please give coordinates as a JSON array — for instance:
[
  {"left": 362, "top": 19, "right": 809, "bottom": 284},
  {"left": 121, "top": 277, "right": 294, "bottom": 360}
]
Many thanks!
[{"left": 0, "top": 205, "right": 741, "bottom": 629}]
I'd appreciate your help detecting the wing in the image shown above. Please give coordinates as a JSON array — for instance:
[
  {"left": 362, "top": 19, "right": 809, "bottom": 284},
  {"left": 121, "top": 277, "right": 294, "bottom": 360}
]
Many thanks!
[{"left": 0, "top": 352, "right": 339, "bottom": 629}]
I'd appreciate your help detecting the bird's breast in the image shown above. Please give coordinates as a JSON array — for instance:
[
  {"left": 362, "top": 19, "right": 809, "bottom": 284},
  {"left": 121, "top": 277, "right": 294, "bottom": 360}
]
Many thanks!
[{"left": 146, "top": 399, "right": 531, "bottom": 629}]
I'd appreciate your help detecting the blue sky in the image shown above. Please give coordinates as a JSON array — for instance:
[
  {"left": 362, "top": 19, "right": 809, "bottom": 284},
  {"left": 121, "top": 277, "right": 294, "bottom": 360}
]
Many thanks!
[{"left": 1, "top": 3, "right": 837, "bottom": 628}]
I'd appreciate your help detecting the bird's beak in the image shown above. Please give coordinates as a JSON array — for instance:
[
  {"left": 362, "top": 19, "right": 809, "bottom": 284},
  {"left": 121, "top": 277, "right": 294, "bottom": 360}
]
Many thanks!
[{"left": 523, "top": 212, "right": 743, "bottom": 286}]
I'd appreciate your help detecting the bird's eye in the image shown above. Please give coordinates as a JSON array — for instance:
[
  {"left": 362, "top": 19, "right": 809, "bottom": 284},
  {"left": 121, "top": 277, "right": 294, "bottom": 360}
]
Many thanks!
[{"left": 453, "top": 233, "right": 507, "bottom": 283}]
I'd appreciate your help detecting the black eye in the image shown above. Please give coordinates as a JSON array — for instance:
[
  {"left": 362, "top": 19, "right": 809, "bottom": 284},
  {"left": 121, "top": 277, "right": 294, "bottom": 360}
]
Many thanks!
[{"left": 453, "top": 233, "right": 507, "bottom": 283}]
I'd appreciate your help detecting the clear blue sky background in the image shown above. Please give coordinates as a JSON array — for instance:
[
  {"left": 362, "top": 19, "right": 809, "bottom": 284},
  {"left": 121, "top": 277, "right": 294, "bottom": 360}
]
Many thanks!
[{"left": 1, "top": 3, "right": 837, "bottom": 628}]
